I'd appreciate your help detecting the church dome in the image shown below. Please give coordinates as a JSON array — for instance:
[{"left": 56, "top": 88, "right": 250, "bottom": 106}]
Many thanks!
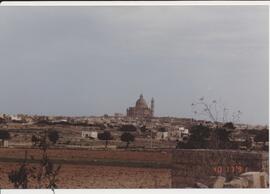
[{"left": 135, "top": 94, "right": 148, "bottom": 108}]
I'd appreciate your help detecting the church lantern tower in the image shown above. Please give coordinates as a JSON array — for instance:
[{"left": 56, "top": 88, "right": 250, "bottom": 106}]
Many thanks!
[{"left": 151, "top": 97, "right": 154, "bottom": 117}]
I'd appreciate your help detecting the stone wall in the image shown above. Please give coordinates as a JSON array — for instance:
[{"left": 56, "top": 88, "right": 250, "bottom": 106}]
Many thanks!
[{"left": 171, "top": 149, "right": 268, "bottom": 188}]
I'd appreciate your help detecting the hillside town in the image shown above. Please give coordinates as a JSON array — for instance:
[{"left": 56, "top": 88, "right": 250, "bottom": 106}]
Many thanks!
[
  {"left": 0, "top": 94, "right": 268, "bottom": 151},
  {"left": 0, "top": 94, "right": 268, "bottom": 189}
]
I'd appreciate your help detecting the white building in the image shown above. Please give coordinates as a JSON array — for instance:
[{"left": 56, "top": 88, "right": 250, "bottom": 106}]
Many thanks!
[
  {"left": 0, "top": 140, "right": 9, "bottom": 148},
  {"left": 178, "top": 127, "right": 189, "bottom": 139},
  {"left": 169, "top": 127, "right": 190, "bottom": 141},
  {"left": 81, "top": 131, "right": 98, "bottom": 139},
  {"left": 10, "top": 115, "right": 22, "bottom": 122},
  {"left": 156, "top": 131, "right": 169, "bottom": 140}
]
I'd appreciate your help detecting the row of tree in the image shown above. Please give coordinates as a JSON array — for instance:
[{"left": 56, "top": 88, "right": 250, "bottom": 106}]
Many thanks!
[
  {"left": 97, "top": 131, "right": 135, "bottom": 149},
  {"left": 176, "top": 122, "right": 269, "bottom": 150},
  {"left": 6, "top": 130, "right": 134, "bottom": 188},
  {"left": 33, "top": 130, "right": 136, "bottom": 149},
  {"left": 0, "top": 129, "right": 136, "bottom": 149},
  {"left": 176, "top": 123, "right": 234, "bottom": 149}
]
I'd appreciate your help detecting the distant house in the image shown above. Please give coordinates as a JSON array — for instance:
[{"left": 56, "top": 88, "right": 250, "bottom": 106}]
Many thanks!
[
  {"left": 81, "top": 131, "right": 98, "bottom": 139},
  {"left": 156, "top": 131, "right": 169, "bottom": 140},
  {"left": 0, "top": 140, "right": 9, "bottom": 148},
  {"left": 178, "top": 127, "right": 189, "bottom": 139},
  {"left": 169, "top": 127, "right": 189, "bottom": 141},
  {"left": 10, "top": 115, "right": 23, "bottom": 123},
  {"left": 114, "top": 113, "right": 124, "bottom": 117},
  {"left": 0, "top": 114, "right": 5, "bottom": 123},
  {"left": 51, "top": 119, "right": 68, "bottom": 124}
]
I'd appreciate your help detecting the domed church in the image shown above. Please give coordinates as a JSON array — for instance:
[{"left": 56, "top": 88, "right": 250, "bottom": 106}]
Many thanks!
[{"left": 126, "top": 94, "right": 154, "bottom": 118}]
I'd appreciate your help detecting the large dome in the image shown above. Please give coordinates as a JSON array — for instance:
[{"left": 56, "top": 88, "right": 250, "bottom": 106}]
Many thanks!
[{"left": 135, "top": 94, "right": 148, "bottom": 108}]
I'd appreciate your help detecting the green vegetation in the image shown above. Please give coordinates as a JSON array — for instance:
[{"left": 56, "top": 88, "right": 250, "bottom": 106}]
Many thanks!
[
  {"left": 98, "top": 131, "right": 113, "bottom": 149},
  {"left": 120, "top": 132, "right": 135, "bottom": 148},
  {"left": 48, "top": 130, "right": 60, "bottom": 144},
  {"left": 0, "top": 130, "right": 10, "bottom": 140},
  {"left": 9, "top": 130, "right": 61, "bottom": 189}
]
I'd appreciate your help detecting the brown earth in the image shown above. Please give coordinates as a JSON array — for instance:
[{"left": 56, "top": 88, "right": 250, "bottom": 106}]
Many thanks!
[
  {"left": 0, "top": 148, "right": 267, "bottom": 188},
  {"left": 0, "top": 162, "right": 171, "bottom": 188},
  {"left": 0, "top": 148, "right": 172, "bottom": 188}
]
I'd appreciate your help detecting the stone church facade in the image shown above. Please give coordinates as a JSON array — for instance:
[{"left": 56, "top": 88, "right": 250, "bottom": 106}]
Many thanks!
[{"left": 127, "top": 94, "right": 154, "bottom": 118}]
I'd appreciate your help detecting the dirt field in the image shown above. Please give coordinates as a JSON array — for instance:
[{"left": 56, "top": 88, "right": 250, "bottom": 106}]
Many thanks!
[
  {"left": 0, "top": 162, "right": 172, "bottom": 188},
  {"left": 0, "top": 148, "right": 173, "bottom": 188},
  {"left": 1, "top": 148, "right": 267, "bottom": 188}
]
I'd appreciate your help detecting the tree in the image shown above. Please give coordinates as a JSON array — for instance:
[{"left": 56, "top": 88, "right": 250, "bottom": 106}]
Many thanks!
[
  {"left": 191, "top": 97, "right": 242, "bottom": 149},
  {"left": 159, "top": 127, "right": 166, "bottom": 132},
  {"left": 191, "top": 97, "right": 242, "bottom": 124},
  {"left": 223, "top": 122, "right": 235, "bottom": 129},
  {"left": 48, "top": 130, "right": 59, "bottom": 144},
  {"left": 0, "top": 130, "right": 10, "bottom": 147},
  {"left": 182, "top": 124, "right": 211, "bottom": 149},
  {"left": 120, "top": 132, "right": 135, "bottom": 148},
  {"left": 176, "top": 139, "right": 190, "bottom": 149},
  {"left": 9, "top": 130, "right": 61, "bottom": 189},
  {"left": 119, "top": 124, "right": 137, "bottom": 132},
  {"left": 215, "top": 128, "right": 231, "bottom": 142},
  {"left": 254, "top": 129, "right": 268, "bottom": 143},
  {"left": 140, "top": 126, "right": 148, "bottom": 133},
  {"left": 177, "top": 125, "right": 233, "bottom": 150},
  {"left": 191, "top": 98, "right": 218, "bottom": 123},
  {"left": 0, "top": 130, "right": 10, "bottom": 140},
  {"left": 0, "top": 117, "right": 5, "bottom": 124},
  {"left": 254, "top": 129, "right": 269, "bottom": 150},
  {"left": 8, "top": 151, "right": 29, "bottom": 188},
  {"left": 191, "top": 124, "right": 211, "bottom": 148},
  {"left": 98, "top": 131, "right": 113, "bottom": 149},
  {"left": 31, "top": 135, "right": 39, "bottom": 146},
  {"left": 212, "top": 128, "right": 232, "bottom": 149}
]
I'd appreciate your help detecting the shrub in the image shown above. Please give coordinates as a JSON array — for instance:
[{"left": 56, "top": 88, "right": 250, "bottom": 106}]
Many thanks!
[
  {"left": 119, "top": 125, "right": 137, "bottom": 132},
  {"left": 98, "top": 131, "right": 113, "bottom": 148},
  {"left": 120, "top": 132, "right": 135, "bottom": 148},
  {"left": 0, "top": 130, "right": 10, "bottom": 140},
  {"left": 48, "top": 130, "right": 59, "bottom": 144}
]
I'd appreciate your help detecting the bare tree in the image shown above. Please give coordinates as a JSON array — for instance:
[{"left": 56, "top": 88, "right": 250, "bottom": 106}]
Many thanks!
[
  {"left": 232, "top": 110, "right": 242, "bottom": 123},
  {"left": 191, "top": 97, "right": 242, "bottom": 124},
  {"left": 8, "top": 151, "right": 30, "bottom": 188},
  {"left": 9, "top": 130, "right": 61, "bottom": 189},
  {"left": 191, "top": 97, "right": 242, "bottom": 149},
  {"left": 191, "top": 97, "right": 218, "bottom": 123}
]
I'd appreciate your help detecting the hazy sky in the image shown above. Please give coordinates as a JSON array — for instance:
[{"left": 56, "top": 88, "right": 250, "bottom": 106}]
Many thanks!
[{"left": 0, "top": 6, "right": 268, "bottom": 125}]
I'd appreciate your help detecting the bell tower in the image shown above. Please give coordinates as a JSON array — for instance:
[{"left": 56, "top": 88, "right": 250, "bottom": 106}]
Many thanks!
[{"left": 151, "top": 97, "right": 154, "bottom": 117}]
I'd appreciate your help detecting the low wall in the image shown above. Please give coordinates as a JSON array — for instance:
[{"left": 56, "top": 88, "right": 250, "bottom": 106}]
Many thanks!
[
  {"left": 172, "top": 149, "right": 268, "bottom": 188},
  {"left": 0, "top": 148, "right": 172, "bottom": 164}
]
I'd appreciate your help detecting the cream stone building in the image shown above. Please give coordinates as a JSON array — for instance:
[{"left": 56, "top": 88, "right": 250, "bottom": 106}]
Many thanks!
[{"left": 127, "top": 94, "right": 154, "bottom": 118}]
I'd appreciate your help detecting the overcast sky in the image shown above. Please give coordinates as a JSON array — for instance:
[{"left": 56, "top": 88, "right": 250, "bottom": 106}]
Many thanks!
[{"left": 0, "top": 6, "right": 268, "bottom": 125}]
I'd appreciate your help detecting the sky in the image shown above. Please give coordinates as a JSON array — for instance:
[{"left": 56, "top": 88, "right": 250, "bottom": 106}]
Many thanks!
[{"left": 0, "top": 6, "right": 268, "bottom": 125}]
